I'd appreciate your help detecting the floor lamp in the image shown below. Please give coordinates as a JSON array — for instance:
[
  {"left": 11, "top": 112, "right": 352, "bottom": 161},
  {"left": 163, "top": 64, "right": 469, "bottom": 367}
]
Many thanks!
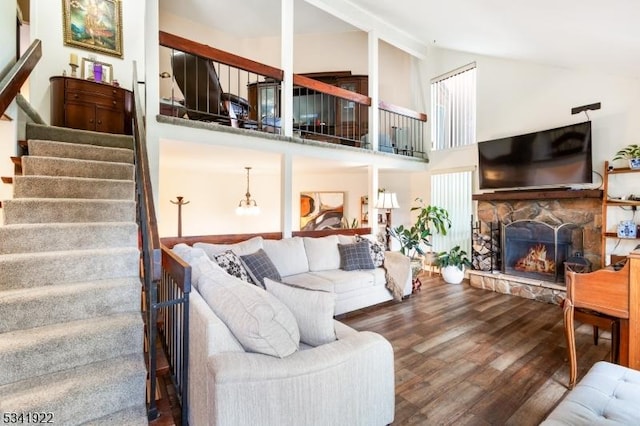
[{"left": 375, "top": 191, "right": 399, "bottom": 250}]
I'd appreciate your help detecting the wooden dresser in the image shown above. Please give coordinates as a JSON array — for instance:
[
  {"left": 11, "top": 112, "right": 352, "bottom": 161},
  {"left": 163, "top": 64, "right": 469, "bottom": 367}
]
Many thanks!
[{"left": 50, "top": 76, "right": 133, "bottom": 135}]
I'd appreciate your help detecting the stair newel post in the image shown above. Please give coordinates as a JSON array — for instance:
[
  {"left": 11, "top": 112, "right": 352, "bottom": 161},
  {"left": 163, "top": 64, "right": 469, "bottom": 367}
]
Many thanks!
[{"left": 170, "top": 196, "right": 190, "bottom": 238}]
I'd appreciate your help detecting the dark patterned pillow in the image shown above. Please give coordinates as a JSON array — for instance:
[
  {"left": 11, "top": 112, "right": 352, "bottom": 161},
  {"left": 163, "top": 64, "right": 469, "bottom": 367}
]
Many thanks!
[
  {"left": 338, "top": 241, "right": 375, "bottom": 271},
  {"left": 240, "top": 249, "right": 282, "bottom": 288},
  {"left": 356, "top": 235, "right": 385, "bottom": 267},
  {"left": 213, "top": 250, "right": 252, "bottom": 283}
]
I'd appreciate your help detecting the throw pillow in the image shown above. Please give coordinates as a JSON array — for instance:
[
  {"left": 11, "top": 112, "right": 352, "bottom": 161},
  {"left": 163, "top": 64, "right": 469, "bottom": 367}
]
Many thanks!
[
  {"left": 264, "top": 278, "right": 337, "bottom": 347},
  {"left": 338, "top": 241, "right": 376, "bottom": 271},
  {"left": 240, "top": 249, "right": 282, "bottom": 288},
  {"left": 303, "top": 235, "right": 340, "bottom": 271},
  {"left": 356, "top": 234, "right": 386, "bottom": 267},
  {"left": 194, "top": 236, "right": 264, "bottom": 258},
  {"left": 213, "top": 250, "right": 253, "bottom": 284},
  {"left": 198, "top": 272, "right": 300, "bottom": 358},
  {"left": 262, "top": 237, "right": 310, "bottom": 276}
]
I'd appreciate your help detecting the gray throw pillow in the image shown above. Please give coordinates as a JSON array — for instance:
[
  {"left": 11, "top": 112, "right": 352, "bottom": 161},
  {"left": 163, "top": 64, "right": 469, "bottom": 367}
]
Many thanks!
[
  {"left": 213, "top": 250, "right": 252, "bottom": 284},
  {"left": 240, "top": 249, "right": 282, "bottom": 288},
  {"left": 264, "top": 278, "right": 337, "bottom": 347},
  {"left": 338, "top": 241, "right": 376, "bottom": 271}
]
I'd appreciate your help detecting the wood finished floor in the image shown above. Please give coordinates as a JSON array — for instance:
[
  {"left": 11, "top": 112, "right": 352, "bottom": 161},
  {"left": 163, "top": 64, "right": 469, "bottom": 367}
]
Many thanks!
[
  {"left": 339, "top": 273, "right": 612, "bottom": 425},
  {"left": 153, "top": 272, "right": 611, "bottom": 425}
]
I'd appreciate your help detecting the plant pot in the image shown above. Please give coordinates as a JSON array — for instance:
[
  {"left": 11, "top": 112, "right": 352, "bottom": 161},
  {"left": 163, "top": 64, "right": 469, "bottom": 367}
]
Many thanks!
[
  {"left": 629, "top": 158, "right": 640, "bottom": 170},
  {"left": 441, "top": 265, "right": 465, "bottom": 284}
]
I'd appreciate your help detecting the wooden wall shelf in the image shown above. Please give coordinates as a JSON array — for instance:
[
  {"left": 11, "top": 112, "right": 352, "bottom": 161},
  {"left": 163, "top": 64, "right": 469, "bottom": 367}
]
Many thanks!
[{"left": 472, "top": 188, "right": 603, "bottom": 201}]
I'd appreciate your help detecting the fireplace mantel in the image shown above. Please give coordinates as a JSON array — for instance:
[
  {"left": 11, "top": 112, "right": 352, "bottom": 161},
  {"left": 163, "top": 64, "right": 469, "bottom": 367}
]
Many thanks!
[{"left": 472, "top": 188, "right": 603, "bottom": 202}]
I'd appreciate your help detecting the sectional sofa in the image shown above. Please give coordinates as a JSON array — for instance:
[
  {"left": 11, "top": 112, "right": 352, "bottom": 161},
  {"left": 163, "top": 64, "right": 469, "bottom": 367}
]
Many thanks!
[{"left": 164, "top": 231, "right": 409, "bottom": 425}]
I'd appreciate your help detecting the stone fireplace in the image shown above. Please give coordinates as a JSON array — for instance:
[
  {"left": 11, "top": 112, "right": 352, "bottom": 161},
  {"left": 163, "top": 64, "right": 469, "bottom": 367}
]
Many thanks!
[{"left": 469, "top": 189, "right": 602, "bottom": 304}]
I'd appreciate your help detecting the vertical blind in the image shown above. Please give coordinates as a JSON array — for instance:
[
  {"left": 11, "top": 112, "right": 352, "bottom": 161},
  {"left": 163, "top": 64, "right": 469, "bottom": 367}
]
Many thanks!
[
  {"left": 431, "top": 63, "right": 477, "bottom": 150},
  {"left": 430, "top": 170, "right": 473, "bottom": 254}
]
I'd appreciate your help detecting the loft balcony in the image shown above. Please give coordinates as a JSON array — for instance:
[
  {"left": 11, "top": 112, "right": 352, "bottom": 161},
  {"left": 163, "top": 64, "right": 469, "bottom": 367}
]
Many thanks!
[{"left": 158, "top": 31, "right": 428, "bottom": 159}]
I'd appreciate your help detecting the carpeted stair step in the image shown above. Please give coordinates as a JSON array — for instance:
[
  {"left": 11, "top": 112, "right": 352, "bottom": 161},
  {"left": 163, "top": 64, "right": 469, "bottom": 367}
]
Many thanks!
[
  {"left": 0, "top": 278, "right": 141, "bottom": 333},
  {"left": 28, "top": 139, "right": 134, "bottom": 164},
  {"left": 0, "top": 313, "right": 143, "bottom": 386},
  {"left": 83, "top": 405, "right": 148, "bottom": 426},
  {"left": 0, "top": 247, "right": 139, "bottom": 290},
  {"left": 21, "top": 156, "right": 134, "bottom": 180},
  {"left": 2, "top": 198, "right": 135, "bottom": 224},
  {"left": 0, "top": 353, "right": 146, "bottom": 426},
  {"left": 26, "top": 122, "right": 135, "bottom": 150},
  {"left": 13, "top": 175, "right": 135, "bottom": 200},
  {"left": 0, "top": 222, "right": 137, "bottom": 254}
]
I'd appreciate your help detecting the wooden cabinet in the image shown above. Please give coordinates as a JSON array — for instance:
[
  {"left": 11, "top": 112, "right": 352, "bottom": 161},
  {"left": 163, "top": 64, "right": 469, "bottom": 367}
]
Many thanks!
[
  {"left": 50, "top": 76, "right": 133, "bottom": 135},
  {"left": 246, "top": 71, "right": 368, "bottom": 140},
  {"left": 601, "top": 160, "right": 640, "bottom": 267}
]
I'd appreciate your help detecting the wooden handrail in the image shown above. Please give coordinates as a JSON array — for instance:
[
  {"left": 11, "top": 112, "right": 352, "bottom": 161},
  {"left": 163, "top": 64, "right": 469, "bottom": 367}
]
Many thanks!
[
  {"left": 293, "top": 74, "right": 371, "bottom": 106},
  {"left": 379, "top": 100, "right": 427, "bottom": 122},
  {"left": 0, "top": 39, "right": 42, "bottom": 118},
  {"left": 159, "top": 31, "right": 284, "bottom": 81}
]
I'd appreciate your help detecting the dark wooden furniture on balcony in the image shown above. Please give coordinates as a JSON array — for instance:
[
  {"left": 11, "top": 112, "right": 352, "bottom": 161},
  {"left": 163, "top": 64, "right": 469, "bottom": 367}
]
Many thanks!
[
  {"left": 247, "top": 71, "right": 368, "bottom": 141},
  {"left": 49, "top": 76, "right": 132, "bottom": 135}
]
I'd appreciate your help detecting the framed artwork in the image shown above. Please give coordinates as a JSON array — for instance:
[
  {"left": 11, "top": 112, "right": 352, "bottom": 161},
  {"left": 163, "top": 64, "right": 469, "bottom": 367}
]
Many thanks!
[
  {"left": 81, "top": 57, "right": 113, "bottom": 83},
  {"left": 62, "top": 0, "right": 123, "bottom": 58},
  {"left": 300, "top": 192, "right": 344, "bottom": 231}
]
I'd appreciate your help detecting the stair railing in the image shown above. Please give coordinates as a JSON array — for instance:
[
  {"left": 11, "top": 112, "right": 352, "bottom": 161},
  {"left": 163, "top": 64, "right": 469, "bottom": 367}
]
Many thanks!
[
  {"left": 0, "top": 39, "right": 42, "bottom": 119},
  {"left": 132, "top": 62, "right": 190, "bottom": 423}
]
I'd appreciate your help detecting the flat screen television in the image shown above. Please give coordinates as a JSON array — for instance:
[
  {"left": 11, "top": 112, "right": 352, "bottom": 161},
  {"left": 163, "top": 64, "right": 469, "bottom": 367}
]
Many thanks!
[{"left": 478, "top": 121, "right": 593, "bottom": 190}]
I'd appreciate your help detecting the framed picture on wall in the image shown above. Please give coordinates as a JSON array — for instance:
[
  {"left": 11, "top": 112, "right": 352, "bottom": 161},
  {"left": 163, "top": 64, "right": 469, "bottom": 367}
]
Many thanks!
[
  {"left": 300, "top": 192, "right": 345, "bottom": 231},
  {"left": 62, "top": 0, "right": 124, "bottom": 58}
]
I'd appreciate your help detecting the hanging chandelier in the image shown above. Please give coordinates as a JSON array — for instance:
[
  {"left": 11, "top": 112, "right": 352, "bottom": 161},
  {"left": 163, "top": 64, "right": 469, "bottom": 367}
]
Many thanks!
[{"left": 236, "top": 167, "right": 260, "bottom": 215}]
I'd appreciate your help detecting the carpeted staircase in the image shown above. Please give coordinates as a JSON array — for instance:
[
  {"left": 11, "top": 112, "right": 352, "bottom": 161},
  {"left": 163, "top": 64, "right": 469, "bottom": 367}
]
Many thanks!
[{"left": 0, "top": 123, "right": 147, "bottom": 425}]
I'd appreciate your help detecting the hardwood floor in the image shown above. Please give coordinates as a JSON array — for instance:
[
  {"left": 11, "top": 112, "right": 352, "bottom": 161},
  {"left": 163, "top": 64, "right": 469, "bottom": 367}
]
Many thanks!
[
  {"left": 340, "top": 273, "right": 612, "bottom": 425},
  {"left": 153, "top": 272, "right": 611, "bottom": 425}
]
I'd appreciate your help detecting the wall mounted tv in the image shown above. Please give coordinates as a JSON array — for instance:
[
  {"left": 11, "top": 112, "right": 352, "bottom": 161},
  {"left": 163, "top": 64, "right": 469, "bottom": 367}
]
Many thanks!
[{"left": 477, "top": 121, "right": 593, "bottom": 190}]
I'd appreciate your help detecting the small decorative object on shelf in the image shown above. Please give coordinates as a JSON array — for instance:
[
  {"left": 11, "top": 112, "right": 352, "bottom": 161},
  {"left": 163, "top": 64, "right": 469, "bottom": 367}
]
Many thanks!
[
  {"left": 69, "top": 53, "right": 78, "bottom": 77},
  {"left": 613, "top": 143, "right": 640, "bottom": 169}
]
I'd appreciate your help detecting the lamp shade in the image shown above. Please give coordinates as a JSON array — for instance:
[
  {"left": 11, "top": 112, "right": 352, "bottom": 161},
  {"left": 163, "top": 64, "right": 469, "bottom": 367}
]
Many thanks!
[{"left": 374, "top": 192, "right": 399, "bottom": 209}]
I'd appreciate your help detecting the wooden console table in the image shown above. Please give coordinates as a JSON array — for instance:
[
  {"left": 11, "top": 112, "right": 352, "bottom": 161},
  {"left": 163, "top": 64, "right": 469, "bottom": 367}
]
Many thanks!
[{"left": 50, "top": 76, "right": 132, "bottom": 135}]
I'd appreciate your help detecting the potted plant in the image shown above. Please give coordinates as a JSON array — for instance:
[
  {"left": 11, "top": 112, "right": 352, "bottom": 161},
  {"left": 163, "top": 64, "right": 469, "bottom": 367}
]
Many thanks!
[
  {"left": 435, "top": 245, "right": 472, "bottom": 284},
  {"left": 389, "top": 199, "right": 451, "bottom": 282},
  {"left": 613, "top": 144, "right": 640, "bottom": 170}
]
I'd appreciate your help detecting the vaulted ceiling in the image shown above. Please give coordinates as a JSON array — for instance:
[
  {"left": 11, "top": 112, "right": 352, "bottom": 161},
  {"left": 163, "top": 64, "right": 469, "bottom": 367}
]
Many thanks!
[{"left": 160, "top": 0, "right": 640, "bottom": 77}]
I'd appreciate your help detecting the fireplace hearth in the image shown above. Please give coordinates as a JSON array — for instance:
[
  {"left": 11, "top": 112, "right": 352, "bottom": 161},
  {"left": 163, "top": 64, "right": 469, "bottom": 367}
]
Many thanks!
[{"left": 502, "top": 220, "right": 583, "bottom": 284}]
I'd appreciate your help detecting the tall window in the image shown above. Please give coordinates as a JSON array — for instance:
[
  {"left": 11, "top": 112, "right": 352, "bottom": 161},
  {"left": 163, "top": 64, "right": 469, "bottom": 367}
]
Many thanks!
[
  {"left": 430, "top": 170, "right": 473, "bottom": 253},
  {"left": 431, "top": 63, "right": 476, "bottom": 151}
]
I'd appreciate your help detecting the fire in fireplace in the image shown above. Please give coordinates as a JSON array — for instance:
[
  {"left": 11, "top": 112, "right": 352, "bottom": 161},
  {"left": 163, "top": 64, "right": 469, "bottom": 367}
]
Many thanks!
[
  {"left": 501, "top": 220, "right": 583, "bottom": 284},
  {"left": 514, "top": 243, "right": 556, "bottom": 274}
]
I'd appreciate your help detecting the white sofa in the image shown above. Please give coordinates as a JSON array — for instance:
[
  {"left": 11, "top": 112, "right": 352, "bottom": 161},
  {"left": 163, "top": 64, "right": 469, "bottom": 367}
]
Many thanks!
[
  {"left": 170, "top": 241, "right": 397, "bottom": 426},
  {"left": 193, "top": 234, "right": 412, "bottom": 315},
  {"left": 542, "top": 361, "right": 640, "bottom": 425}
]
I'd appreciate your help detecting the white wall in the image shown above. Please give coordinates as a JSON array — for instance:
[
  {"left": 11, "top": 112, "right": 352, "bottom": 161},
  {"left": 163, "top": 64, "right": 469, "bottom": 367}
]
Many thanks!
[
  {"left": 158, "top": 166, "right": 281, "bottom": 237},
  {"left": 0, "top": 1, "right": 18, "bottom": 225},
  {"left": 425, "top": 47, "right": 640, "bottom": 259},
  {"left": 29, "top": 0, "right": 146, "bottom": 122}
]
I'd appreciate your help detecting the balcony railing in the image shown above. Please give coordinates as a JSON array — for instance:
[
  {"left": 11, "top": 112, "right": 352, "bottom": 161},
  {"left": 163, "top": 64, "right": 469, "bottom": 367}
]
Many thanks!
[{"left": 158, "top": 31, "right": 427, "bottom": 157}]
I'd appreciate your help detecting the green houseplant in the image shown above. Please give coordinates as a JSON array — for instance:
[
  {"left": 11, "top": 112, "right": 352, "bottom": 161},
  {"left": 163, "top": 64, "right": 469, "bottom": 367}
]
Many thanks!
[
  {"left": 389, "top": 199, "right": 451, "bottom": 260},
  {"left": 435, "top": 245, "right": 472, "bottom": 284},
  {"left": 613, "top": 144, "right": 640, "bottom": 169}
]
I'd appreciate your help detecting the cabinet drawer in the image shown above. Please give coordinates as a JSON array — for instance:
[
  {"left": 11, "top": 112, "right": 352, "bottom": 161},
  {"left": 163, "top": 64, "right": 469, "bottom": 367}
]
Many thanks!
[
  {"left": 65, "top": 79, "right": 125, "bottom": 101},
  {"left": 66, "top": 90, "right": 124, "bottom": 110}
]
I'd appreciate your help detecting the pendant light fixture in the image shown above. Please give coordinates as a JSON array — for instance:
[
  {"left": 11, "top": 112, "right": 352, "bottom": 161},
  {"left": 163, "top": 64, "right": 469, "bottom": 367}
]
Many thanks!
[{"left": 236, "top": 166, "right": 260, "bottom": 215}]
